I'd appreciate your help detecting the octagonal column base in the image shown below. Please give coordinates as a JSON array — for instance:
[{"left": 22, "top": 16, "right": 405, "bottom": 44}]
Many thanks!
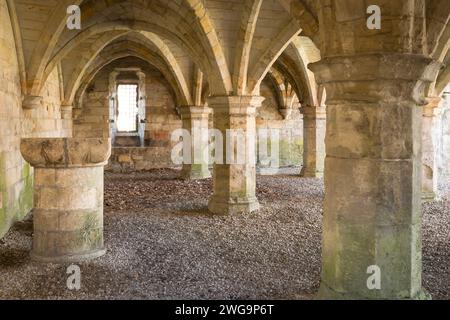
[
  {"left": 300, "top": 167, "right": 324, "bottom": 178},
  {"left": 316, "top": 284, "right": 432, "bottom": 300},
  {"left": 422, "top": 191, "right": 439, "bottom": 202},
  {"left": 208, "top": 196, "right": 260, "bottom": 215},
  {"left": 181, "top": 164, "right": 211, "bottom": 180},
  {"left": 31, "top": 248, "right": 106, "bottom": 264}
]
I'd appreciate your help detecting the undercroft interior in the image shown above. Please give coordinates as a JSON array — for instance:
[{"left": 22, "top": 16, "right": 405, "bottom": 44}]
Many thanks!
[{"left": 0, "top": 0, "right": 449, "bottom": 300}]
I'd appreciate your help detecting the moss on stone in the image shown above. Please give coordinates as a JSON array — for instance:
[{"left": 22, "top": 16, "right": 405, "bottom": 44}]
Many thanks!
[
  {"left": 80, "top": 213, "right": 103, "bottom": 250},
  {"left": 279, "top": 139, "right": 291, "bottom": 166},
  {"left": 0, "top": 153, "right": 9, "bottom": 237},
  {"left": 0, "top": 153, "right": 34, "bottom": 238},
  {"left": 279, "top": 138, "right": 303, "bottom": 167},
  {"left": 16, "top": 163, "right": 33, "bottom": 220},
  {"left": 292, "top": 138, "right": 304, "bottom": 166}
]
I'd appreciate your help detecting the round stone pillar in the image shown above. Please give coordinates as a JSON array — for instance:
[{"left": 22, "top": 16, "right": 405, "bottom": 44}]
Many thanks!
[{"left": 21, "top": 138, "right": 111, "bottom": 263}]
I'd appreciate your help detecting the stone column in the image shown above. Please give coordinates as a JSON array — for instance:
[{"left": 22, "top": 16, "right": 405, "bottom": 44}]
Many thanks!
[
  {"left": 208, "top": 96, "right": 263, "bottom": 215},
  {"left": 422, "top": 97, "right": 443, "bottom": 201},
  {"left": 310, "top": 54, "right": 438, "bottom": 300},
  {"left": 179, "top": 106, "right": 212, "bottom": 180},
  {"left": 21, "top": 138, "right": 111, "bottom": 263},
  {"left": 300, "top": 105, "right": 326, "bottom": 178},
  {"left": 22, "top": 95, "right": 43, "bottom": 110}
]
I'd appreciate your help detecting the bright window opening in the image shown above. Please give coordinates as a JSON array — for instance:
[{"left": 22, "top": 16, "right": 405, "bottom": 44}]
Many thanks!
[{"left": 117, "top": 84, "right": 138, "bottom": 132}]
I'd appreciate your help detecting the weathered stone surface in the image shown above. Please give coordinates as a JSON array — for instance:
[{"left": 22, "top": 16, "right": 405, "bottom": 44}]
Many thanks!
[{"left": 31, "top": 165, "right": 106, "bottom": 263}]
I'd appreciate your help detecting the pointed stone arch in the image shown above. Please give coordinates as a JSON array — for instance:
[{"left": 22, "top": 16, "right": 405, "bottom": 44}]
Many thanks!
[
  {"left": 73, "top": 42, "right": 189, "bottom": 110},
  {"left": 26, "top": 0, "right": 83, "bottom": 95},
  {"left": 61, "top": 31, "right": 193, "bottom": 107},
  {"left": 5, "top": 0, "right": 26, "bottom": 94},
  {"left": 248, "top": 20, "right": 301, "bottom": 95},
  {"left": 265, "top": 68, "right": 297, "bottom": 117},
  {"left": 183, "top": 0, "right": 233, "bottom": 95},
  {"left": 232, "top": 0, "right": 263, "bottom": 95},
  {"left": 27, "top": 0, "right": 233, "bottom": 97}
]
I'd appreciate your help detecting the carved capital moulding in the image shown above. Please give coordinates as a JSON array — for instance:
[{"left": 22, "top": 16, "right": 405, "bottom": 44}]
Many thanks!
[
  {"left": 20, "top": 138, "right": 111, "bottom": 168},
  {"left": 22, "top": 95, "right": 43, "bottom": 110}
]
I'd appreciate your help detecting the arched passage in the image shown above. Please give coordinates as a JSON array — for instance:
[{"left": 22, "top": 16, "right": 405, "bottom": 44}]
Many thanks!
[{"left": 0, "top": 0, "right": 448, "bottom": 301}]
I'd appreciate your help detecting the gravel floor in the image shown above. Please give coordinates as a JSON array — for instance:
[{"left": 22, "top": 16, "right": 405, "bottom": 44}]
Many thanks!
[{"left": 0, "top": 168, "right": 448, "bottom": 300}]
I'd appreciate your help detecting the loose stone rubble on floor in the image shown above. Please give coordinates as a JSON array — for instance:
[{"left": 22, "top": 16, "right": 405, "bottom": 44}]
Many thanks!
[{"left": 0, "top": 169, "right": 448, "bottom": 300}]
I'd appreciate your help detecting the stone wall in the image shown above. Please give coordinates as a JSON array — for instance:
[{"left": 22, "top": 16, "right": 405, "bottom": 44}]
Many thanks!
[
  {"left": 0, "top": 1, "right": 70, "bottom": 238},
  {"left": 74, "top": 57, "right": 182, "bottom": 172},
  {"left": 257, "top": 80, "right": 303, "bottom": 169},
  {"left": 108, "top": 147, "right": 176, "bottom": 172}
]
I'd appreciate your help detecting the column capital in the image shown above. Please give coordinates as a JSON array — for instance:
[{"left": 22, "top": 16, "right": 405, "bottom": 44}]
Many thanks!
[
  {"left": 300, "top": 105, "right": 326, "bottom": 119},
  {"left": 136, "top": 70, "right": 146, "bottom": 79},
  {"left": 310, "top": 54, "right": 441, "bottom": 105},
  {"left": 423, "top": 96, "right": 444, "bottom": 117},
  {"left": 21, "top": 138, "right": 111, "bottom": 168},
  {"left": 207, "top": 95, "right": 265, "bottom": 115},
  {"left": 178, "top": 105, "right": 212, "bottom": 116},
  {"left": 22, "top": 95, "right": 43, "bottom": 110},
  {"left": 178, "top": 105, "right": 211, "bottom": 121},
  {"left": 279, "top": 108, "right": 292, "bottom": 120}
]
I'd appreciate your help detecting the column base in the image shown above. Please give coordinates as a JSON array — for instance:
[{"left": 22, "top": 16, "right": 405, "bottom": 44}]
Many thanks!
[
  {"left": 31, "top": 248, "right": 106, "bottom": 264},
  {"left": 422, "top": 191, "right": 439, "bottom": 202},
  {"left": 300, "top": 167, "right": 323, "bottom": 178},
  {"left": 208, "top": 196, "right": 260, "bottom": 215},
  {"left": 316, "top": 283, "right": 432, "bottom": 300},
  {"left": 257, "top": 167, "right": 280, "bottom": 176},
  {"left": 180, "top": 165, "right": 211, "bottom": 180}
]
